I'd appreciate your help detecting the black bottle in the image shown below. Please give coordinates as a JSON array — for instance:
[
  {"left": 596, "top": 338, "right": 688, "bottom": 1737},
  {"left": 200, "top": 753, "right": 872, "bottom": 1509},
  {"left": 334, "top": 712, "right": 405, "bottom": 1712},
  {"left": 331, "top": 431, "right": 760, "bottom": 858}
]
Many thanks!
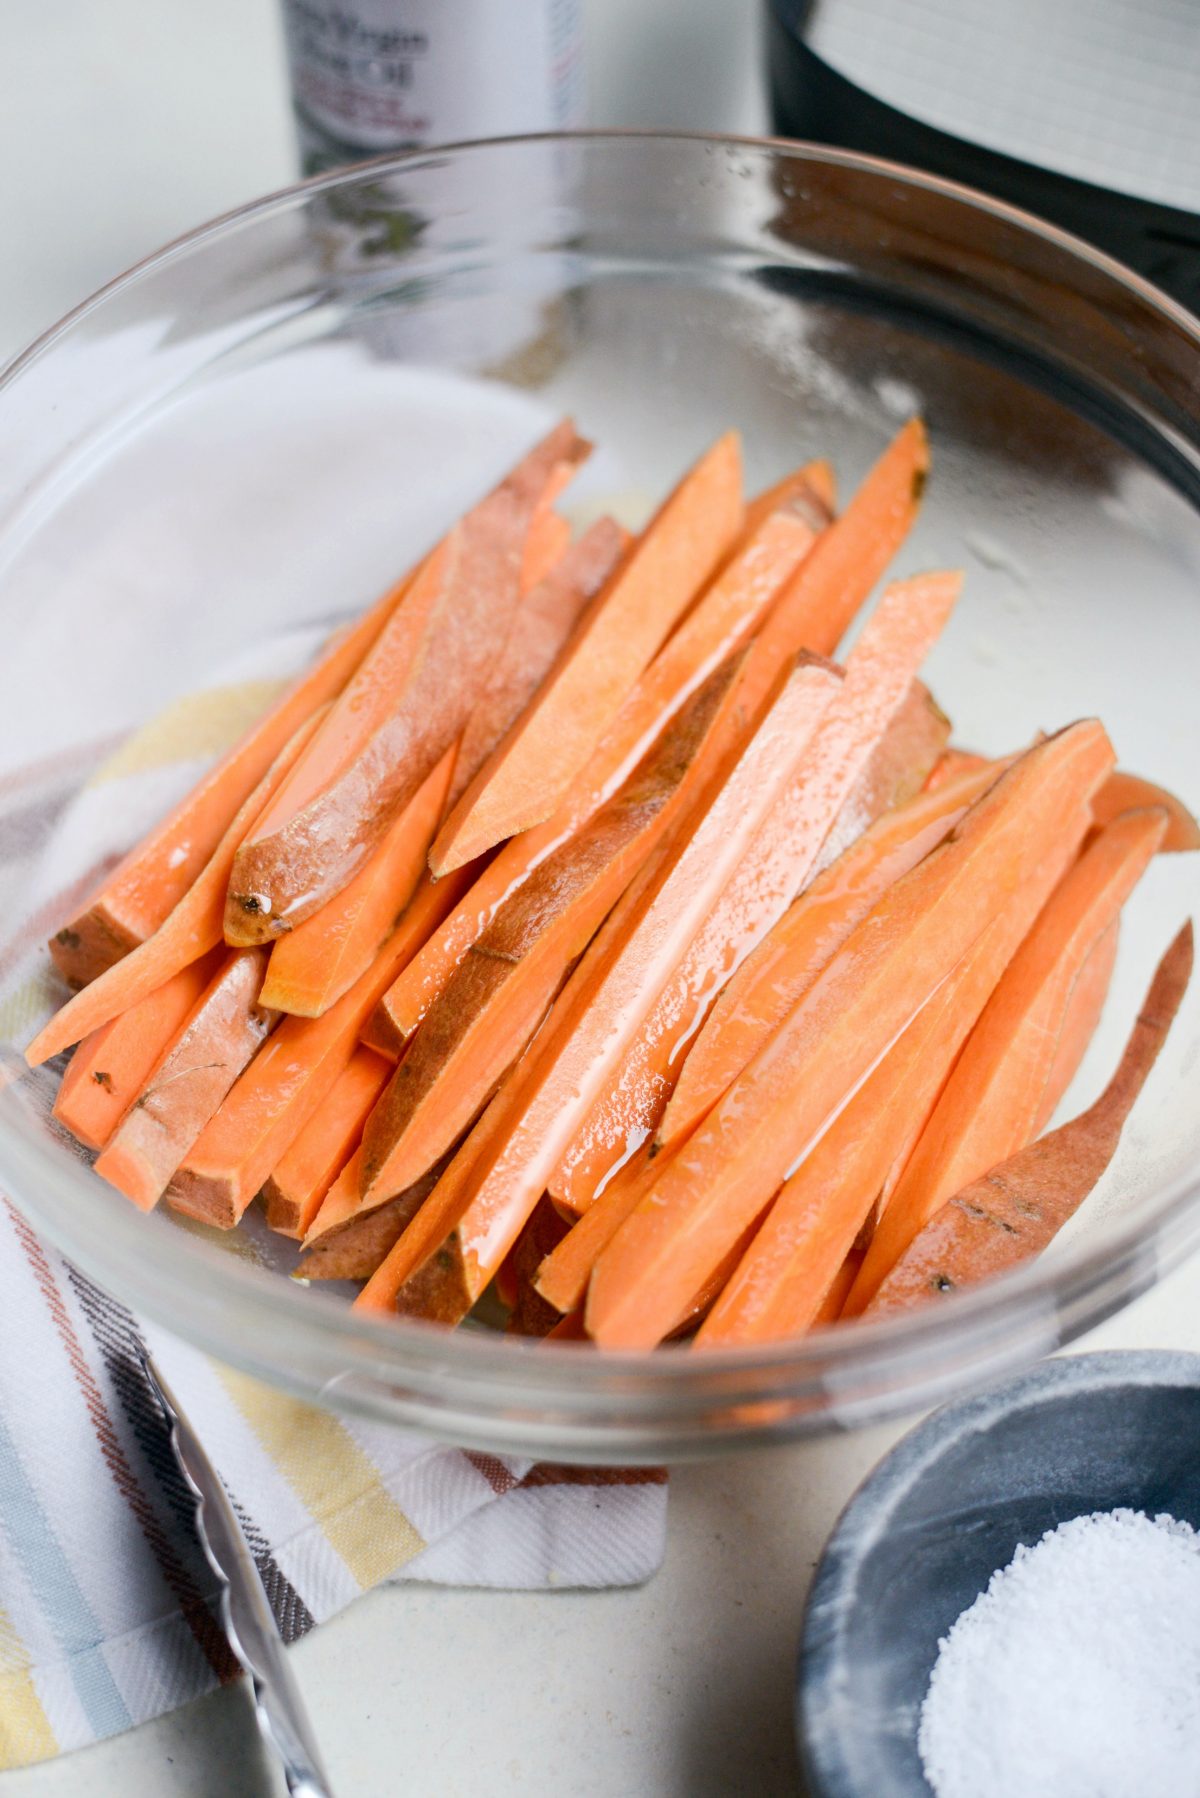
[{"left": 766, "top": 0, "right": 1200, "bottom": 315}]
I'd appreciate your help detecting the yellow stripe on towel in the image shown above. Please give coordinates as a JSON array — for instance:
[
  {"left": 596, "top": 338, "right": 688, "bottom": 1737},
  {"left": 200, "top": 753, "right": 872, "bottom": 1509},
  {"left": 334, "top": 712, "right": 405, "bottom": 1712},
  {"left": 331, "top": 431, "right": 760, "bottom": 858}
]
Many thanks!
[
  {"left": 217, "top": 1368, "right": 425, "bottom": 1587},
  {"left": 0, "top": 972, "right": 59, "bottom": 1049},
  {"left": 87, "top": 680, "right": 286, "bottom": 788},
  {"left": 0, "top": 1604, "right": 57, "bottom": 1768}
]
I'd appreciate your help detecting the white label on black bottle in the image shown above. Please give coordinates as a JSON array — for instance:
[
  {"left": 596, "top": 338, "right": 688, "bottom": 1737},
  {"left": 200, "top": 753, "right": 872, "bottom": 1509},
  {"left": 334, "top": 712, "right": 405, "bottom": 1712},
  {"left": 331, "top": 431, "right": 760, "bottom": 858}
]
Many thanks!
[
  {"left": 282, "top": 0, "right": 585, "bottom": 153},
  {"left": 807, "top": 0, "right": 1200, "bottom": 214}
]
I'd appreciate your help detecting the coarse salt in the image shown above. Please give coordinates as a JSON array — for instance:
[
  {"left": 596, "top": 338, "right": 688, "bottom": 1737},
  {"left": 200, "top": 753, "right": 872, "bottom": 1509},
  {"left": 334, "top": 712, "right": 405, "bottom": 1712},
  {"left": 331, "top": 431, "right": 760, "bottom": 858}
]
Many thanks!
[{"left": 919, "top": 1508, "right": 1200, "bottom": 1798}]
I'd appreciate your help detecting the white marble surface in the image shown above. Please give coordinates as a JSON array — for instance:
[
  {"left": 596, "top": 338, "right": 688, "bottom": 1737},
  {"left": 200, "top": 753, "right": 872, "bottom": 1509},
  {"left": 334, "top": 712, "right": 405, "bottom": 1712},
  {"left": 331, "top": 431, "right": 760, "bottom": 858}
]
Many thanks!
[{"left": 4, "top": 4, "right": 1199, "bottom": 1794}]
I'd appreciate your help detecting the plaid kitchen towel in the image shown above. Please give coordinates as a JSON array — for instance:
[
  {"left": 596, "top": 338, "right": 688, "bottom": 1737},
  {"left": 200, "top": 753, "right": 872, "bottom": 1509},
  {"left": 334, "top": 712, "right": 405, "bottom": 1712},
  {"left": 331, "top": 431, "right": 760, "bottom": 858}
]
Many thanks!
[{"left": 0, "top": 637, "right": 668, "bottom": 1772}]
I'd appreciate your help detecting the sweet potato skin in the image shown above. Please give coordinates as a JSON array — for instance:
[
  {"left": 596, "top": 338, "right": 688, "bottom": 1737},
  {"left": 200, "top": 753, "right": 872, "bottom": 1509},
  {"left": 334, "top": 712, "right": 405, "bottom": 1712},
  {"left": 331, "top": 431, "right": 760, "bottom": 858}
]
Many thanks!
[
  {"left": 866, "top": 921, "right": 1193, "bottom": 1313},
  {"left": 226, "top": 423, "right": 589, "bottom": 943},
  {"left": 94, "top": 949, "right": 275, "bottom": 1210}
]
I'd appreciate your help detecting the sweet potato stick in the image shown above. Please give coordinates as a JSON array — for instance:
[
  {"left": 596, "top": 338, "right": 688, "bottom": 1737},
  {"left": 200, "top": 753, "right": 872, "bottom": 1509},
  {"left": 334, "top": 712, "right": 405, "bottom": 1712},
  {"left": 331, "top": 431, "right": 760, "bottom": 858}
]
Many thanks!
[
  {"left": 585, "top": 721, "right": 1114, "bottom": 1350},
  {"left": 428, "top": 432, "right": 745, "bottom": 872},
  {"left": 845, "top": 807, "right": 1167, "bottom": 1312},
  {"left": 866, "top": 922, "right": 1193, "bottom": 1314}
]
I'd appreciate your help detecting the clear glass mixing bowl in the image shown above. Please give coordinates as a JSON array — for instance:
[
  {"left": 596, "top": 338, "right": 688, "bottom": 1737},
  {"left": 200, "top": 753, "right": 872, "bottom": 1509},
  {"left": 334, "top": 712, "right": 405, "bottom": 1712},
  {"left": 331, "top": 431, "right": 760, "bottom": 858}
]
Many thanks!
[{"left": 2, "top": 134, "right": 1199, "bottom": 1462}]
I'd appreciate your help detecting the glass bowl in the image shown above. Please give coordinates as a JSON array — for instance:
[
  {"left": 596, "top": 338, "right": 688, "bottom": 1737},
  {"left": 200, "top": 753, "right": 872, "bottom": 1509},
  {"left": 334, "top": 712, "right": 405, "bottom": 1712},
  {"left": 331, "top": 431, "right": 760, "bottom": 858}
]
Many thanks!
[{"left": 2, "top": 133, "right": 1199, "bottom": 1463}]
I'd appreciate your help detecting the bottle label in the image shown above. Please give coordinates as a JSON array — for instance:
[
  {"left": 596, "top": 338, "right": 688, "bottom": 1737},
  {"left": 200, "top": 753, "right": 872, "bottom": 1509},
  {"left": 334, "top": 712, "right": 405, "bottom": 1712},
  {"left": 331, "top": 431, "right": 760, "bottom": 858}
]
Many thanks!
[
  {"left": 805, "top": 0, "right": 1200, "bottom": 214},
  {"left": 282, "top": 0, "right": 585, "bottom": 155}
]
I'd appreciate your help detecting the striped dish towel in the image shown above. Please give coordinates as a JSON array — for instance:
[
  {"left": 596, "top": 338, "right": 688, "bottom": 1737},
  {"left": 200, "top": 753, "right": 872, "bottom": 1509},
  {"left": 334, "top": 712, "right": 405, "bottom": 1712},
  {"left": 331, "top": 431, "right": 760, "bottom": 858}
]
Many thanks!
[{"left": 0, "top": 642, "right": 667, "bottom": 1772}]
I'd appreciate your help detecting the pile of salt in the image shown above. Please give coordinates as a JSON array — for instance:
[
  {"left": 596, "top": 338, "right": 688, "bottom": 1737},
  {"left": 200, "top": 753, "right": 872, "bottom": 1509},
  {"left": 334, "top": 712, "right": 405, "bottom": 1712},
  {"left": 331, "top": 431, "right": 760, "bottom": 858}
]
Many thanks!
[{"left": 919, "top": 1508, "right": 1200, "bottom": 1798}]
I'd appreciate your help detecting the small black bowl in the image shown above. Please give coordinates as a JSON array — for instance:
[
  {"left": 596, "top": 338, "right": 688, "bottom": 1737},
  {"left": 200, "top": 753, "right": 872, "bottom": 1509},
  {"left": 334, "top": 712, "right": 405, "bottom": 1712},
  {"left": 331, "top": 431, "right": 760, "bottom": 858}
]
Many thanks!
[{"left": 798, "top": 1350, "right": 1200, "bottom": 1797}]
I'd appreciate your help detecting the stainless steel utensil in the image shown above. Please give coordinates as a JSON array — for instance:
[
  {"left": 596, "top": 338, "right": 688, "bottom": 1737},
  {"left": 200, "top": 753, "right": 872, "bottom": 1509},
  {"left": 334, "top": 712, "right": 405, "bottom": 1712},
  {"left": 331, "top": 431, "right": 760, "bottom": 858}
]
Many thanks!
[{"left": 141, "top": 1349, "right": 335, "bottom": 1797}]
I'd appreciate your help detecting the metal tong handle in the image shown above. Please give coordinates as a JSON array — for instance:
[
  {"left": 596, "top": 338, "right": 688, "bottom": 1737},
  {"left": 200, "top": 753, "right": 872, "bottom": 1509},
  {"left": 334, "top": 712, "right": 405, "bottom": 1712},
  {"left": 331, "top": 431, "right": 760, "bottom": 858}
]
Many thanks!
[{"left": 141, "top": 1351, "right": 334, "bottom": 1798}]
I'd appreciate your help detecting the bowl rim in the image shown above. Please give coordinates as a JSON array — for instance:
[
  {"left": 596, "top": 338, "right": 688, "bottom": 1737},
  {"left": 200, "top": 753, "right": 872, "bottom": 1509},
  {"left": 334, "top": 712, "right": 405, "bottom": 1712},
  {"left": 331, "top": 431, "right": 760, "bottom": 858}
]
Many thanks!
[
  {"left": 797, "top": 1347, "right": 1200, "bottom": 1796},
  {"left": 7, "top": 127, "right": 1200, "bottom": 388},
  {"left": 3, "top": 129, "right": 1200, "bottom": 1449}
]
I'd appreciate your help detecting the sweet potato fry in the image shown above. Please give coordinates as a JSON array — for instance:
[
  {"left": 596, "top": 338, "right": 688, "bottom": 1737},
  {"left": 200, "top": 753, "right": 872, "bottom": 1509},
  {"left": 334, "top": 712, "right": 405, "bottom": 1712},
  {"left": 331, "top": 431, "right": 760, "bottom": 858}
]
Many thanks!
[
  {"left": 347, "top": 1075, "right": 521, "bottom": 1301},
  {"left": 295, "top": 1171, "right": 440, "bottom": 1281},
  {"left": 923, "top": 747, "right": 990, "bottom": 792},
  {"left": 428, "top": 433, "right": 745, "bottom": 872},
  {"left": 585, "top": 721, "right": 1114, "bottom": 1349},
  {"left": 368, "top": 656, "right": 844, "bottom": 1323},
  {"left": 26, "top": 708, "right": 325, "bottom": 1067},
  {"left": 810, "top": 680, "right": 949, "bottom": 876},
  {"left": 48, "top": 563, "right": 425, "bottom": 988},
  {"left": 258, "top": 748, "right": 455, "bottom": 1018},
  {"left": 657, "top": 756, "right": 1006, "bottom": 1151},
  {"left": 845, "top": 807, "right": 1166, "bottom": 1313},
  {"left": 167, "top": 891, "right": 457, "bottom": 1229},
  {"left": 1091, "top": 770, "right": 1200, "bottom": 852},
  {"left": 1036, "top": 918, "right": 1119, "bottom": 1132},
  {"left": 735, "top": 418, "right": 929, "bottom": 714},
  {"left": 550, "top": 572, "right": 962, "bottom": 1209},
  {"left": 694, "top": 898, "right": 1068, "bottom": 1347},
  {"left": 52, "top": 951, "right": 222, "bottom": 1149},
  {"left": 866, "top": 922, "right": 1193, "bottom": 1314},
  {"left": 262, "top": 1045, "right": 393, "bottom": 1237},
  {"left": 372, "top": 492, "right": 825, "bottom": 1044},
  {"left": 520, "top": 506, "right": 572, "bottom": 593},
  {"left": 534, "top": 1142, "right": 686, "bottom": 1317},
  {"left": 93, "top": 948, "right": 274, "bottom": 1211},
  {"left": 449, "top": 518, "right": 626, "bottom": 808},
  {"left": 742, "top": 458, "right": 835, "bottom": 537},
  {"left": 359, "top": 654, "right": 747, "bottom": 1200},
  {"left": 226, "top": 421, "right": 588, "bottom": 941}
]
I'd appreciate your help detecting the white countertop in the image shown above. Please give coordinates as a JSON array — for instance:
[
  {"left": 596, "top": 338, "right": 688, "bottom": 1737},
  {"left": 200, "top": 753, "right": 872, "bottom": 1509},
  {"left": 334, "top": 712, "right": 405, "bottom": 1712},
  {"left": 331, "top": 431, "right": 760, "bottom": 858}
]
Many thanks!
[{"left": 5, "top": 5, "right": 1200, "bottom": 1794}]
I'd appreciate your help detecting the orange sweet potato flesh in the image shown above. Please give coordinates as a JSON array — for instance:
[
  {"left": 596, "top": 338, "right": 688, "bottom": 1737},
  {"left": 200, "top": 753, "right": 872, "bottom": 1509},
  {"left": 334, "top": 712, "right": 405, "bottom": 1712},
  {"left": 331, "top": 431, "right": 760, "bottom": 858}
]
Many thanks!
[
  {"left": 585, "top": 720, "right": 1115, "bottom": 1350},
  {"left": 26, "top": 707, "right": 326, "bottom": 1067},
  {"left": 520, "top": 506, "right": 572, "bottom": 594},
  {"left": 359, "top": 653, "right": 809, "bottom": 1230},
  {"left": 549, "top": 572, "right": 962, "bottom": 1210},
  {"left": 695, "top": 894, "right": 1075, "bottom": 1347},
  {"left": 258, "top": 747, "right": 455, "bottom": 1018},
  {"left": 308, "top": 1143, "right": 371, "bottom": 1247},
  {"left": 356, "top": 888, "right": 467, "bottom": 1065},
  {"left": 371, "top": 656, "right": 845, "bottom": 1323},
  {"left": 167, "top": 893, "right": 457, "bottom": 1230},
  {"left": 428, "top": 432, "right": 745, "bottom": 874},
  {"left": 262, "top": 1045, "right": 392, "bottom": 1237},
  {"left": 812, "top": 680, "right": 950, "bottom": 875},
  {"left": 528, "top": 1194, "right": 762, "bottom": 1341},
  {"left": 734, "top": 419, "right": 928, "bottom": 717},
  {"left": 346, "top": 861, "right": 668, "bottom": 1295},
  {"left": 1091, "top": 770, "right": 1200, "bottom": 851},
  {"left": 534, "top": 1142, "right": 685, "bottom": 1317},
  {"left": 866, "top": 921, "right": 1193, "bottom": 1315},
  {"left": 742, "top": 459, "right": 835, "bottom": 538},
  {"left": 658, "top": 757, "right": 1006, "bottom": 1153},
  {"left": 358, "top": 654, "right": 748, "bottom": 1201},
  {"left": 924, "top": 747, "right": 990, "bottom": 792},
  {"left": 348, "top": 1073, "right": 519, "bottom": 1299},
  {"left": 47, "top": 561, "right": 426, "bottom": 990},
  {"left": 1036, "top": 918, "right": 1119, "bottom": 1133},
  {"left": 93, "top": 948, "right": 275, "bottom": 1211},
  {"left": 370, "top": 494, "right": 826, "bottom": 1047},
  {"left": 448, "top": 518, "right": 626, "bottom": 809},
  {"left": 348, "top": 659, "right": 838, "bottom": 1303},
  {"left": 225, "top": 422, "right": 588, "bottom": 942},
  {"left": 543, "top": 1309, "right": 589, "bottom": 1342},
  {"left": 845, "top": 806, "right": 1167, "bottom": 1314},
  {"left": 52, "top": 951, "right": 222, "bottom": 1150}
]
